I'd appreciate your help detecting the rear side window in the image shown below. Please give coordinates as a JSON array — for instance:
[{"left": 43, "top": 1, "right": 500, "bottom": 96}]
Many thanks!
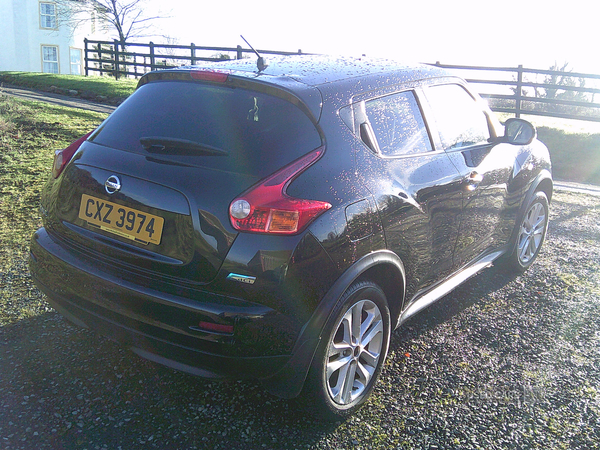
[
  {"left": 425, "top": 84, "right": 491, "bottom": 151},
  {"left": 365, "top": 90, "right": 432, "bottom": 156},
  {"left": 90, "top": 81, "right": 322, "bottom": 177}
]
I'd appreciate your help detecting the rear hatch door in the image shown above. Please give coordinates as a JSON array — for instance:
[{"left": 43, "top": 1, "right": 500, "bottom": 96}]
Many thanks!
[{"left": 49, "top": 73, "right": 323, "bottom": 285}]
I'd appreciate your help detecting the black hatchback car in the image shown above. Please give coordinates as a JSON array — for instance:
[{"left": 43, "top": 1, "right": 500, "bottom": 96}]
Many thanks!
[{"left": 30, "top": 56, "right": 552, "bottom": 419}]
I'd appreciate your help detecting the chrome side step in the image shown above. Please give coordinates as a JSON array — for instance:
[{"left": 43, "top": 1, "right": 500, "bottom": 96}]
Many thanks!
[{"left": 398, "top": 250, "right": 503, "bottom": 325}]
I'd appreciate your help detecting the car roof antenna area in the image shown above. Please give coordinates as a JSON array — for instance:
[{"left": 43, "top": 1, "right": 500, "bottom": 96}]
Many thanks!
[{"left": 240, "top": 35, "right": 268, "bottom": 72}]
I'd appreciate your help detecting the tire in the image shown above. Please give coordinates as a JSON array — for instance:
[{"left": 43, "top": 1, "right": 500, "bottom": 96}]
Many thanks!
[
  {"left": 300, "top": 281, "right": 391, "bottom": 420},
  {"left": 502, "top": 191, "right": 549, "bottom": 273}
]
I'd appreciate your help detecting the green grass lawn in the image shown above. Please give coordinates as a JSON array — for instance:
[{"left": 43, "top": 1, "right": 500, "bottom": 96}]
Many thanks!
[
  {"left": 537, "top": 126, "right": 600, "bottom": 184},
  {"left": 0, "top": 71, "right": 137, "bottom": 100},
  {"left": 0, "top": 93, "right": 108, "bottom": 271},
  {"left": 0, "top": 93, "right": 108, "bottom": 323}
]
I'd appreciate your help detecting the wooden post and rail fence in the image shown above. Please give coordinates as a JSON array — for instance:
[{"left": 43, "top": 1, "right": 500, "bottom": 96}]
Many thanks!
[
  {"left": 84, "top": 39, "right": 600, "bottom": 123},
  {"left": 83, "top": 38, "right": 304, "bottom": 78},
  {"left": 431, "top": 62, "right": 600, "bottom": 123}
]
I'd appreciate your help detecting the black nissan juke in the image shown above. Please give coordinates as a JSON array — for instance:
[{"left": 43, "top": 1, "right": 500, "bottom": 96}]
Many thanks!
[{"left": 30, "top": 55, "right": 552, "bottom": 419}]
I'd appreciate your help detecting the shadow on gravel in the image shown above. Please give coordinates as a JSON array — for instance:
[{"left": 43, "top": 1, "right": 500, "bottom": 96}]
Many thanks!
[
  {"left": 0, "top": 311, "right": 340, "bottom": 450},
  {"left": 2, "top": 253, "right": 600, "bottom": 449},
  {"left": 0, "top": 266, "right": 512, "bottom": 449},
  {"left": 395, "top": 268, "right": 518, "bottom": 336},
  {"left": 0, "top": 267, "right": 512, "bottom": 450}
]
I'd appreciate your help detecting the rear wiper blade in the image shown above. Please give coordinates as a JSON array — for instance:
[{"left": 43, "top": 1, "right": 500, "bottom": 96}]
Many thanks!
[{"left": 139, "top": 137, "right": 228, "bottom": 156}]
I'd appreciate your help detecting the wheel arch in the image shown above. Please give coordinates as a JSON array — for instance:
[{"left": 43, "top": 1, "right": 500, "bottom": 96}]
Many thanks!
[
  {"left": 511, "top": 170, "right": 553, "bottom": 247},
  {"left": 261, "top": 250, "right": 406, "bottom": 399},
  {"left": 309, "top": 250, "right": 406, "bottom": 337},
  {"left": 499, "top": 169, "right": 552, "bottom": 271},
  {"left": 354, "top": 259, "right": 406, "bottom": 329},
  {"left": 535, "top": 174, "right": 553, "bottom": 204}
]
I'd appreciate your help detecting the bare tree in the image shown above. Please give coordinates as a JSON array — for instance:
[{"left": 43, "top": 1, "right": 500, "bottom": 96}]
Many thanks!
[{"left": 57, "top": 0, "right": 168, "bottom": 43}]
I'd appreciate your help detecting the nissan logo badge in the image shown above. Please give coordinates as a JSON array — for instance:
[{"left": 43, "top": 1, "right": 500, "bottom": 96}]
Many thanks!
[{"left": 105, "top": 175, "right": 122, "bottom": 194}]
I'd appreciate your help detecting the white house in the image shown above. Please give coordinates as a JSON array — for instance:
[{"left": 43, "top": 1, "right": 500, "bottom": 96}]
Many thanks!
[{"left": 0, "top": 0, "right": 111, "bottom": 75}]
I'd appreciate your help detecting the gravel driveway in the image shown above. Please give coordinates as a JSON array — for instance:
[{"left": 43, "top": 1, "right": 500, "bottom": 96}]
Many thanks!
[{"left": 1, "top": 190, "right": 599, "bottom": 450}]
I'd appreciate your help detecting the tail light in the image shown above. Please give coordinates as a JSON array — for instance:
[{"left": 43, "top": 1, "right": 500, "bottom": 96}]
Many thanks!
[
  {"left": 229, "top": 147, "right": 332, "bottom": 235},
  {"left": 52, "top": 131, "right": 93, "bottom": 178}
]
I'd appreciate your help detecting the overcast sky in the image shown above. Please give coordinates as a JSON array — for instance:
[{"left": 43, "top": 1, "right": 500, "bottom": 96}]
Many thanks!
[{"left": 146, "top": 0, "right": 599, "bottom": 75}]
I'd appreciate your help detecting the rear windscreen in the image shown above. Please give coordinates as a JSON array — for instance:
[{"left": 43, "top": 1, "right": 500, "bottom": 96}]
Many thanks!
[{"left": 90, "top": 81, "right": 322, "bottom": 177}]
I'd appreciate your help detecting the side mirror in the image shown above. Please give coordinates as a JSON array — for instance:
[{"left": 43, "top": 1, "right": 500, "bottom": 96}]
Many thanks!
[{"left": 504, "top": 118, "right": 536, "bottom": 145}]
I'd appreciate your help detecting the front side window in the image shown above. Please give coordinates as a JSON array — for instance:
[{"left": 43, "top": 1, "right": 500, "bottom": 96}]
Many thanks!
[
  {"left": 40, "top": 2, "right": 57, "bottom": 29},
  {"left": 365, "top": 91, "right": 432, "bottom": 156},
  {"left": 42, "top": 46, "right": 59, "bottom": 73},
  {"left": 425, "top": 84, "right": 491, "bottom": 151}
]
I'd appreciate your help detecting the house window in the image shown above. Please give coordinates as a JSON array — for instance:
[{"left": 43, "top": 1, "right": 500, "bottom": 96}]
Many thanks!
[
  {"left": 40, "top": 2, "right": 57, "bottom": 29},
  {"left": 70, "top": 48, "right": 82, "bottom": 75},
  {"left": 42, "top": 46, "right": 59, "bottom": 73}
]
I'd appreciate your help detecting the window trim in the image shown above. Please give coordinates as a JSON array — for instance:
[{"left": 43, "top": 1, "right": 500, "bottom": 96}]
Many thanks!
[
  {"left": 39, "top": 2, "right": 58, "bottom": 30},
  {"left": 41, "top": 44, "right": 60, "bottom": 74}
]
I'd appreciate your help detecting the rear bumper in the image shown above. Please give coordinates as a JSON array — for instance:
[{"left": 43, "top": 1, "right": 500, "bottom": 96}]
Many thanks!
[{"left": 29, "top": 227, "right": 305, "bottom": 382}]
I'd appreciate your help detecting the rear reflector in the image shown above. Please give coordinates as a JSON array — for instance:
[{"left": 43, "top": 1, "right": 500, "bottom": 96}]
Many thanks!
[
  {"left": 229, "top": 147, "right": 331, "bottom": 235},
  {"left": 194, "top": 321, "right": 234, "bottom": 334}
]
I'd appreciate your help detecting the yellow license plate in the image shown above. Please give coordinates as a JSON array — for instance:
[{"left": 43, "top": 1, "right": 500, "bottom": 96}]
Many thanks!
[{"left": 78, "top": 194, "right": 164, "bottom": 245}]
